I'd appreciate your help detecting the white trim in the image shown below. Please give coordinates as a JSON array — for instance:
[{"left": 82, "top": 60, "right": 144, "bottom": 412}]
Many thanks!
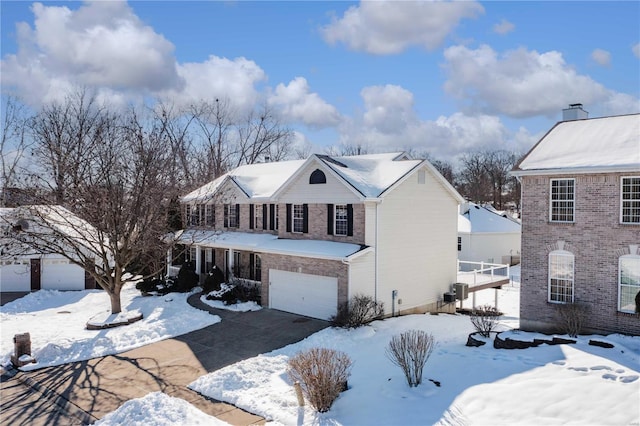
[
  {"left": 511, "top": 165, "right": 640, "bottom": 177},
  {"left": 292, "top": 204, "right": 304, "bottom": 233},
  {"left": 620, "top": 176, "right": 640, "bottom": 225},
  {"left": 334, "top": 204, "right": 348, "bottom": 236},
  {"left": 549, "top": 178, "right": 575, "bottom": 223},
  {"left": 548, "top": 249, "right": 574, "bottom": 303},
  {"left": 618, "top": 254, "right": 640, "bottom": 313}
]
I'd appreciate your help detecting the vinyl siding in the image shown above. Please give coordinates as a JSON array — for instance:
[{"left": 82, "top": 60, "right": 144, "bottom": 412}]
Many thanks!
[
  {"left": 348, "top": 251, "right": 376, "bottom": 300},
  {"left": 277, "top": 163, "right": 361, "bottom": 204}
]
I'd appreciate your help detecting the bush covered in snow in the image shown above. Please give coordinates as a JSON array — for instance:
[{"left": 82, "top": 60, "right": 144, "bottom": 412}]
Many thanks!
[{"left": 287, "top": 347, "right": 352, "bottom": 413}]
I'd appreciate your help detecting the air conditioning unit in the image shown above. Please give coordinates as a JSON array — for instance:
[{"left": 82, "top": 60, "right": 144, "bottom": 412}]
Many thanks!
[
  {"left": 453, "top": 283, "right": 469, "bottom": 300},
  {"left": 443, "top": 292, "right": 456, "bottom": 303}
]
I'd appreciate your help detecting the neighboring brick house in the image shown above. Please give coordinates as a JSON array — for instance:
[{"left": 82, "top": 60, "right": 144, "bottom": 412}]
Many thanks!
[
  {"left": 171, "top": 152, "right": 464, "bottom": 320},
  {"left": 512, "top": 110, "right": 640, "bottom": 335}
]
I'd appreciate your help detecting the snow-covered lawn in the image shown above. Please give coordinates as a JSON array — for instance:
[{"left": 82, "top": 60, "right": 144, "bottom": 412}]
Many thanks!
[
  {"left": 190, "top": 283, "right": 640, "bottom": 426},
  {"left": 0, "top": 283, "right": 220, "bottom": 370},
  {"left": 1, "top": 277, "right": 639, "bottom": 425}
]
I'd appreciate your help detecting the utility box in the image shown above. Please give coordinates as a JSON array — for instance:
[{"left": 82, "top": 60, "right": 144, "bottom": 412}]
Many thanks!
[
  {"left": 453, "top": 283, "right": 469, "bottom": 300},
  {"left": 443, "top": 292, "right": 456, "bottom": 303}
]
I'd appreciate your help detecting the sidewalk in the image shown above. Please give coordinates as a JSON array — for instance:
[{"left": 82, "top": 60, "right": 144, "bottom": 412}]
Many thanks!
[{"left": 1, "top": 292, "right": 328, "bottom": 425}]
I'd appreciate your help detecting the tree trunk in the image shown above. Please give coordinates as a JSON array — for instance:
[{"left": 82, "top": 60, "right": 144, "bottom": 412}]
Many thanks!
[{"left": 109, "top": 290, "right": 122, "bottom": 314}]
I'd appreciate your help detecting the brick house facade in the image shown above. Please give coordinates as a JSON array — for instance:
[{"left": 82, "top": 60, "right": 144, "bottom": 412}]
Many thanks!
[{"left": 513, "top": 113, "right": 640, "bottom": 335}]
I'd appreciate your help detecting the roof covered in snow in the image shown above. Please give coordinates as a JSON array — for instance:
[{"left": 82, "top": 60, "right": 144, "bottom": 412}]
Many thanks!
[
  {"left": 458, "top": 202, "right": 521, "bottom": 234},
  {"left": 513, "top": 114, "right": 640, "bottom": 175},
  {"left": 182, "top": 152, "right": 430, "bottom": 203},
  {"left": 175, "top": 229, "right": 366, "bottom": 260}
]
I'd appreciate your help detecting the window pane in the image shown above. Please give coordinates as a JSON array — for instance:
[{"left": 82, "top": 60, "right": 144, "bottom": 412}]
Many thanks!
[
  {"left": 621, "top": 177, "right": 640, "bottom": 223},
  {"left": 619, "top": 256, "right": 640, "bottom": 312},
  {"left": 335, "top": 204, "right": 348, "bottom": 236},
  {"left": 550, "top": 179, "right": 575, "bottom": 222},
  {"left": 549, "top": 252, "right": 574, "bottom": 303},
  {"left": 293, "top": 204, "right": 304, "bottom": 233}
]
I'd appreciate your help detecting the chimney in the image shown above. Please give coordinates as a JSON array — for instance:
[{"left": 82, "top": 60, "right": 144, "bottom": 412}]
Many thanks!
[{"left": 562, "top": 103, "right": 588, "bottom": 121}]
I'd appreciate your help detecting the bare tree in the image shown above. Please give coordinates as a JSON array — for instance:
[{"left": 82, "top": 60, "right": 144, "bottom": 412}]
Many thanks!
[
  {"left": 1, "top": 95, "right": 32, "bottom": 206},
  {"left": 386, "top": 330, "right": 436, "bottom": 387},
  {"left": 484, "top": 150, "right": 517, "bottom": 210},
  {"left": 458, "top": 151, "right": 492, "bottom": 205},
  {"left": 234, "top": 103, "right": 293, "bottom": 166},
  {"left": 3, "top": 104, "right": 182, "bottom": 315}
]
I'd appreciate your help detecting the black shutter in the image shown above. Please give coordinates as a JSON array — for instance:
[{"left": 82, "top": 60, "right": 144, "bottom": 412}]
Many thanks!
[
  {"left": 235, "top": 204, "right": 240, "bottom": 228},
  {"left": 286, "top": 204, "right": 292, "bottom": 232},
  {"left": 249, "top": 205, "right": 255, "bottom": 229},
  {"left": 303, "top": 204, "right": 309, "bottom": 233},
  {"left": 262, "top": 204, "right": 268, "bottom": 230},
  {"left": 347, "top": 204, "right": 353, "bottom": 236},
  {"left": 249, "top": 253, "right": 255, "bottom": 280},
  {"left": 270, "top": 204, "right": 275, "bottom": 230},
  {"left": 327, "top": 204, "right": 334, "bottom": 235},
  {"left": 224, "top": 205, "right": 228, "bottom": 227}
]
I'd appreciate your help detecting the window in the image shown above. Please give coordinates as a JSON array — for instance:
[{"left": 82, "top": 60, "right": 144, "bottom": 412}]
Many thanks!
[
  {"left": 458, "top": 237, "right": 462, "bottom": 252},
  {"left": 224, "top": 204, "right": 239, "bottom": 228},
  {"left": 233, "top": 251, "right": 241, "bottom": 277},
  {"left": 293, "top": 204, "right": 305, "bottom": 233},
  {"left": 205, "top": 205, "right": 214, "bottom": 226},
  {"left": 254, "top": 204, "right": 262, "bottom": 229},
  {"left": 619, "top": 255, "right": 640, "bottom": 313},
  {"left": 550, "top": 179, "right": 575, "bottom": 222},
  {"left": 185, "top": 205, "right": 191, "bottom": 226},
  {"left": 250, "top": 253, "right": 261, "bottom": 282},
  {"left": 309, "top": 169, "right": 326, "bottom": 184},
  {"left": 275, "top": 205, "right": 279, "bottom": 230},
  {"left": 548, "top": 250, "right": 574, "bottom": 303},
  {"left": 335, "top": 205, "right": 348, "bottom": 236},
  {"left": 621, "top": 177, "right": 640, "bottom": 224}
]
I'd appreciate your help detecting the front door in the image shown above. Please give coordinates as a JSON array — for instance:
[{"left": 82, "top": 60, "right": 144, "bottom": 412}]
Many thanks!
[{"left": 30, "top": 259, "right": 41, "bottom": 291}]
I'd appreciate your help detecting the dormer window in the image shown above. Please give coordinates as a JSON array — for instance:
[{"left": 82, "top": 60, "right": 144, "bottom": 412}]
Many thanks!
[{"left": 309, "top": 169, "right": 326, "bottom": 184}]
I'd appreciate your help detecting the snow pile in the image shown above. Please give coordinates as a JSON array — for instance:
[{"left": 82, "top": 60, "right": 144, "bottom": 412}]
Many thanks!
[
  {"left": 92, "top": 392, "right": 229, "bottom": 426},
  {"left": 190, "top": 284, "right": 639, "bottom": 426},
  {"left": 0, "top": 283, "right": 220, "bottom": 370}
]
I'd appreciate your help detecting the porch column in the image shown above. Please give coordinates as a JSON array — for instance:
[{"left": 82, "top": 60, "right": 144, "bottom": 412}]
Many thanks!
[
  {"left": 166, "top": 247, "right": 172, "bottom": 276},
  {"left": 195, "top": 245, "right": 202, "bottom": 276},
  {"left": 495, "top": 288, "right": 499, "bottom": 311},
  {"left": 228, "top": 248, "right": 235, "bottom": 278}
]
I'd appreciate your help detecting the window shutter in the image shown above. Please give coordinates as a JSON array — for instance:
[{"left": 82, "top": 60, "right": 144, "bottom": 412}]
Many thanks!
[
  {"left": 249, "top": 253, "right": 255, "bottom": 280},
  {"left": 262, "top": 204, "right": 268, "bottom": 230},
  {"left": 224, "top": 205, "right": 228, "bottom": 228},
  {"left": 270, "top": 204, "right": 275, "bottom": 230},
  {"left": 249, "top": 205, "right": 255, "bottom": 229},
  {"left": 303, "top": 204, "right": 309, "bottom": 233},
  {"left": 347, "top": 204, "right": 353, "bottom": 236},
  {"left": 286, "top": 204, "right": 292, "bottom": 232},
  {"left": 235, "top": 204, "right": 240, "bottom": 227},
  {"left": 327, "top": 204, "right": 334, "bottom": 235}
]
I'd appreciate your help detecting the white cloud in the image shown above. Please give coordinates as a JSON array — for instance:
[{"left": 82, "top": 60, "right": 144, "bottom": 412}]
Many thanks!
[
  {"left": 162, "top": 56, "right": 266, "bottom": 116},
  {"left": 442, "top": 44, "right": 640, "bottom": 118},
  {"left": 320, "top": 0, "right": 484, "bottom": 54},
  {"left": 632, "top": 43, "right": 640, "bottom": 59},
  {"left": 1, "top": 1, "right": 182, "bottom": 106},
  {"left": 493, "top": 19, "right": 515, "bottom": 35},
  {"left": 591, "top": 48, "right": 611, "bottom": 67},
  {"left": 336, "top": 84, "right": 534, "bottom": 162},
  {"left": 268, "top": 77, "right": 342, "bottom": 128}
]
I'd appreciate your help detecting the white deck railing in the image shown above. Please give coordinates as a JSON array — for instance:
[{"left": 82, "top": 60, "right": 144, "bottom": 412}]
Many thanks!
[{"left": 457, "top": 260, "right": 510, "bottom": 288}]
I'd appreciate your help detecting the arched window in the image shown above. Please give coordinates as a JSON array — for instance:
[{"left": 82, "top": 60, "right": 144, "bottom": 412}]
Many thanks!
[
  {"left": 309, "top": 169, "right": 326, "bottom": 184},
  {"left": 619, "top": 254, "right": 640, "bottom": 313},
  {"left": 548, "top": 250, "right": 574, "bottom": 303}
]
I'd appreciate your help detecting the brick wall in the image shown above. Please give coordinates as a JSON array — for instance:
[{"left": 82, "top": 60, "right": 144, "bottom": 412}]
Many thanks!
[
  {"left": 259, "top": 253, "right": 349, "bottom": 309},
  {"left": 520, "top": 173, "right": 640, "bottom": 335},
  {"left": 277, "top": 203, "right": 366, "bottom": 245}
]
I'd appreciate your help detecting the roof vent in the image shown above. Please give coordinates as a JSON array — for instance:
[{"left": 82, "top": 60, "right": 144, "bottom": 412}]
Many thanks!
[{"left": 562, "top": 104, "right": 588, "bottom": 121}]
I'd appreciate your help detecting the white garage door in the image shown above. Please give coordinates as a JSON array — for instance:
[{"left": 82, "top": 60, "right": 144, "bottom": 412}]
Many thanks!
[
  {"left": 0, "top": 259, "right": 31, "bottom": 291},
  {"left": 269, "top": 269, "right": 337, "bottom": 320},
  {"left": 41, "top": 259, "right": 85, "bottom": 290}
]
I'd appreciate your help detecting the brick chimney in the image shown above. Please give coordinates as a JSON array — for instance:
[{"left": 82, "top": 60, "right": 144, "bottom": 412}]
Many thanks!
[{"left": 562, "top": 103, "right": 588, "bottom": 121}]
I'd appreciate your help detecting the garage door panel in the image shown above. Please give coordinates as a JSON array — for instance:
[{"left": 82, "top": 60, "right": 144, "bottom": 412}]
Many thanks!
[
  {"left": 0, "top": 260, "right": 31, "bottom": 291},
  {"left": 41, "top": 259, "right": 85, "bottom": 290},
  {"left": 269, "top": 269, "right": 337, "bottom": 320}
]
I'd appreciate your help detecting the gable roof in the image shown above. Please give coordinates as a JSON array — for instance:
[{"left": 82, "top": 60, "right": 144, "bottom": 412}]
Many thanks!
[
  {"left": 513, "top": 113, "right": 640, "bottom": 176},
  {"left": 182, "top": 152, "right": 458, "bottom": 203},
  {"left": 458, "top": 202, "right": 521, "bottom": 234}
]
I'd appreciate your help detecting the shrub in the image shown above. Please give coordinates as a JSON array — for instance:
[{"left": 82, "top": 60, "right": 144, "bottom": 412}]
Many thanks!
[
  {"left": 202, "top": 266, "right": 225, "bottom": 293},
  {"left": 469, "top": 304, "right": 501, "bottom": 338},
  {"left": 287, "top": 347, "right": 352, "bottom": 413},
  {"left": 135, "top": 278, "right": 162, "bottom": 294},
  {"left": 330, "top": 294, "right": 384, "bottom": 328},
  {"left": 205, "top": 281, "right": 261, "bottom": 305},
  {"left": 555, "top": 302, "right": 588, "bottom": 337},
  {"left": 174, "top": 262, "right": 199, "bottom": 292},
  {"left": 386, "top": 330, "right": 436, "bottom": 387}
]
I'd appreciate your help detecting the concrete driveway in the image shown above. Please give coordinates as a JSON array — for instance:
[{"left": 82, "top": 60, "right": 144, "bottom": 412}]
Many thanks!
[{"left": 0, "top": 292, "right": 329, "bottom": 425}]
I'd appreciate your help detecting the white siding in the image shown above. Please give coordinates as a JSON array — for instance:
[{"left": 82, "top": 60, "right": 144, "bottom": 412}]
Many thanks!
[
  {"left": 458, "top": 232, "right": 521, "bottom": 264},
  {"left": 376, "top": 166, "right": 459, "bottom": 314},
  {"left": 348, "top": 251, "right": 376, "bottom": 300},
  {"left": 278, "top": 163, "right": 360, "bottom": 204},
  {"left": 364, "top": 201, "right": 377, "bottom": 246}
]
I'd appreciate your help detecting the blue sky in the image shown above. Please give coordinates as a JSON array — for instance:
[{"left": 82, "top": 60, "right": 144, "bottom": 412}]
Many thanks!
[{"left": 1, "top": 1, "right": 639, "bottom": 163}]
